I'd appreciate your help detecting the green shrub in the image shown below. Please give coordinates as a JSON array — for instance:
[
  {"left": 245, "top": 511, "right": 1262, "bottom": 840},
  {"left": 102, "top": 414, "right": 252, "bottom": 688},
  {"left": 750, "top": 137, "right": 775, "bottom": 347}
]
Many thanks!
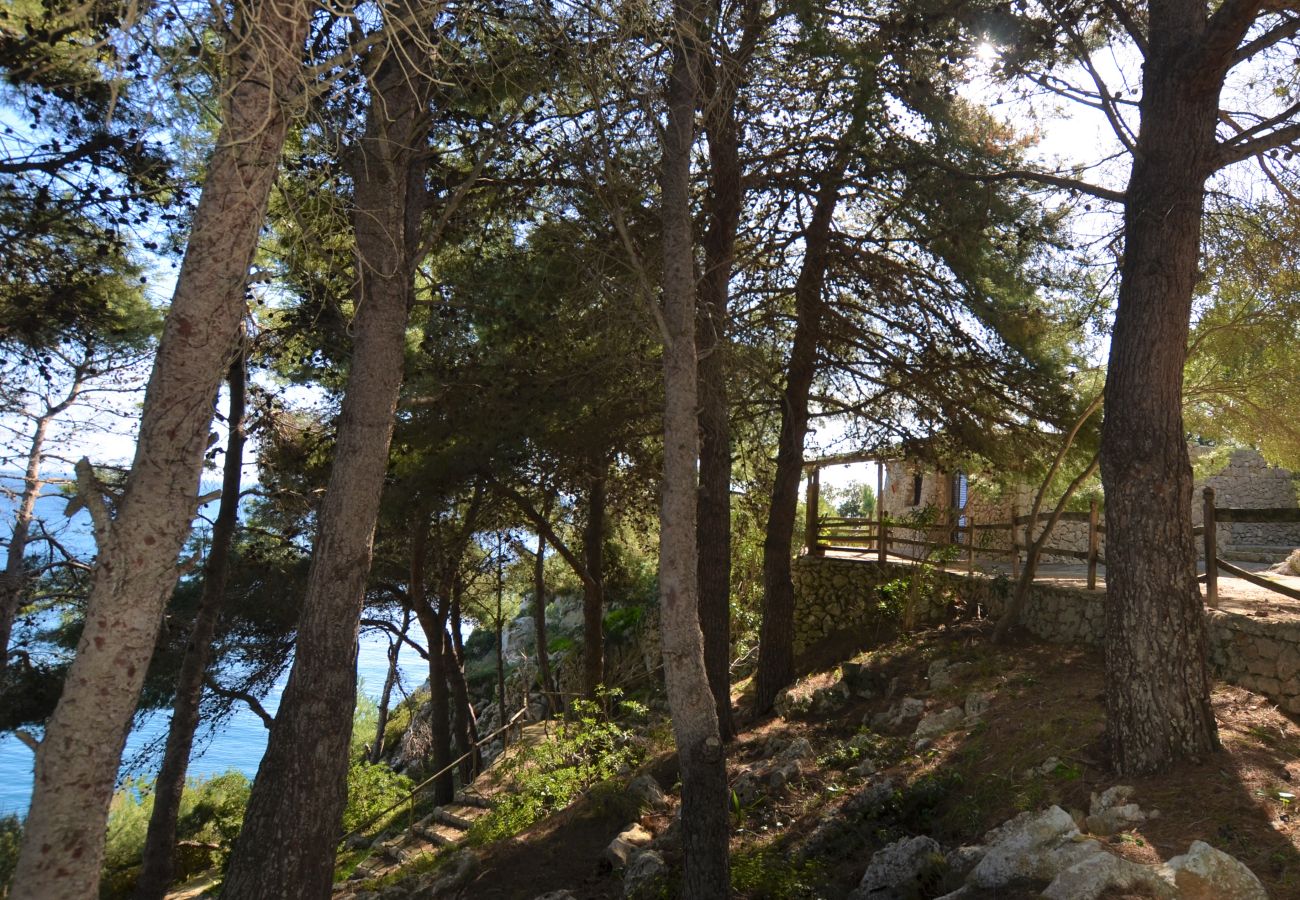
[
  {"left": 0, "top": 814, "right": 22, "bottom": 893},
  {"left": 731, "top": 848, "right": 824, "bottom": 898},
  {"left": 342, "top": 762, "right": 413, "bottom": 835},
  {"left": 467, "top": 689, "right": 647, "bottom": 845}
]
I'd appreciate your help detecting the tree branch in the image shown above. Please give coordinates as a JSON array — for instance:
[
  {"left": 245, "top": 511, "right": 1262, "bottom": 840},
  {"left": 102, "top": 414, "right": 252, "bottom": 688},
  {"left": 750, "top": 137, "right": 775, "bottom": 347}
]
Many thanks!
[{"left": 204, "top": 677, "right": 274, "bottom": 729}]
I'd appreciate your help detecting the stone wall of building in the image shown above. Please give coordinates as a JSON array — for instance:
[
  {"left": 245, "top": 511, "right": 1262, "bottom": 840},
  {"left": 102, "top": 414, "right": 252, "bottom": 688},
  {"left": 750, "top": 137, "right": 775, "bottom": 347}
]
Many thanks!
[
  {"left": 871, "top": 446, "right": 1297, "bottom": 564},
  {"left": 793, "top": 556, "right": 1300, "bottom": 715},
  {"left": 1193, "top": 448, "right": 1300, "bottom": 552}
]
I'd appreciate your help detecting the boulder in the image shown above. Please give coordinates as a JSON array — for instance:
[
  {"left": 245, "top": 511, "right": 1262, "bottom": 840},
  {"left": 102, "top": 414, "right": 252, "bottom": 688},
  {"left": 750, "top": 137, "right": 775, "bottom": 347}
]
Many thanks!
[
  {"left": 841, "top": 661, "right": 879, "bottom": 698},
  {"left": 775, "top": 736, "right": 815, "bottom": 764},
  {"left": 1085, "top": 785, "right": 1145, "bottom": 836},
  {"left": 1167, "top": 840, "right": 1269, "bottom": 900},
  {"left": 731, "top": 771, "right": 762, "bottom": 808},
  {"left": 623, "top": 849, "right": 668, "bottom": 899},
  {"left": 1269, "top": 549, "right": 1300, "bottom": 576},
  {"left": 871, "top": 697, "right": 925, "bottom": 731},
  {"left": 605, "top": 823, "right": 655, "bottom": 868},
  {"left": 913, "top": 707, "right": 966, "bottom": 741},
  {"left": 966, "top": 806, "right": 1101, "bottom": 889},
  {"left": 1041, "top": 851, "right": 1176, "bottom": 900},
  {"left": 943, "top": 846, "right": 985, "bottom": 881},
  {"left": 964, "top": 691, "right": 993, "bottom": 720},
  {"left": 775, "top": 682, "right": 817, "bottom": 718},
  {"left": 849, "top": 835, "right": 942, "bottom": 900},
  {"left": 412, "top": 849, "right": 477, "bottom": 898},
  {"left": 628, "top": 774, "right": 669, "bottom": 811}
]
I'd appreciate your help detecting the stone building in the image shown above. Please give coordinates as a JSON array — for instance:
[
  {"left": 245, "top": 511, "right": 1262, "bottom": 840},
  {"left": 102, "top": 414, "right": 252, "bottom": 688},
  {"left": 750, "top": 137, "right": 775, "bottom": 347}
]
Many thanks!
[{"left": 867, "top": 447, "right": 1297, "bottom": 563}]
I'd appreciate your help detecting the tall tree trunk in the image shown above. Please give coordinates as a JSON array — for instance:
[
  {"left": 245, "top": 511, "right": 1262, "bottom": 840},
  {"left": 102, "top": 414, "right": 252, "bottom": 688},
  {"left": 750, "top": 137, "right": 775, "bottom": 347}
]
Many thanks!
[
  {"left": 369, "top": 608, "right": 410, "bottom": 765},
  {"left": 661, "top": 0, "right": 730, "bottom": 893},
  {"left": 532, "top": 529, "right": 554, "bottom": 714},
  {"left": 582, "top": 473, "right": 606, "bottom": 699},
  {"left": 694, "top": 0, "right": 759, "bottom": 740},
  {"left": 753, "top": 171, "right": 842, "bottom": 714},
  {"left": 427, "top": 595, "right": 454, "bottom": 803},
  {"left": 10, "top": 0, "right": 309, "bottom": 891},
  {"left": 0, "top": 365, "right": 85, "bottom": 669},
  {"left": 445, "top": 626, "right": 479, "bottom": 783},
  {"left": 1101, "top": 11, "right": 1223, "bottom": 775},
  {"left": 221, "top": 36, "right": 428, "bottom": 896},
  {"left": 407, "top": 520, "right": 455, "bottom": 804},
  {"left": 134, "top": 350, "right": 248, "bottom": 900},
  {"left": 495, "top": 535, "right": 508, "bottom": 752}
]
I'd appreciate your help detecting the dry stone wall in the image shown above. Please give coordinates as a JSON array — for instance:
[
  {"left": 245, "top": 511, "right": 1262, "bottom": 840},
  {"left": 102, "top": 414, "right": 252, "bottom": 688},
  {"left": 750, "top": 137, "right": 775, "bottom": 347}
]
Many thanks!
[
  {"left": 794, "top": 556, "right": 1300, "bottom": 715},
  {"left": 1193, "top": 448, "right": 1300, "bottom": 552}
]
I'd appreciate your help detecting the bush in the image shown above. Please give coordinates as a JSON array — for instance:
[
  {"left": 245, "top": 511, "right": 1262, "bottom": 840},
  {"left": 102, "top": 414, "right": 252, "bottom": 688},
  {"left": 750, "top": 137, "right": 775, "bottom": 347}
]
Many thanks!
[
  {"left": 467, "top": 689, "right": 648, "bottom": 845},
  {"left": 100, "top": 770, "right": 253, "bottom": 897},
  {"left": 342, "top": 762, "right": 413, "bottom": 835},
  {"left": 0, "top": 815, "right": 21, "bottom": 893}
]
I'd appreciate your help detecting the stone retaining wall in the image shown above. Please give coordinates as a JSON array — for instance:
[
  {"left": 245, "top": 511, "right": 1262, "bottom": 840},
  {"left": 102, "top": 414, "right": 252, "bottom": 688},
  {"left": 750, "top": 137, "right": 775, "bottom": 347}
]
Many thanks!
[{"left": 793, "top": 555, "right": 1300, "bottom": 715}]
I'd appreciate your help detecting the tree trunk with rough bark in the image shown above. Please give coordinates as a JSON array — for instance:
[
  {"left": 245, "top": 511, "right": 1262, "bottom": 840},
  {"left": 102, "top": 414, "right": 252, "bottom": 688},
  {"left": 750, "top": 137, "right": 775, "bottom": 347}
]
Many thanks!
[
  {"left": 661, "top": 0, "right": 730, "bottom": 892},
  {"left": 445, "top": 626, "right": 480, "bottom": 782},
  {"left": 754, "top": 173, "right": 841, "bottom": 714},
  {"left": 10, "top": 1, "right": 309, "bottom": 892},
  {"left": 134, "top": 351, "right": 248, "bottom": 900},
  {"left": 532, "top": 529, "right": 554, "bottom": 714},
  {"left": 221, "top": 36, "right": 428, "bottom": 896},
  {"left": 1101, "top": 5, "right": 1224, "bottom": 775},
  {"left": 582, "top": 473, "right": 606, "bottom": 698}
]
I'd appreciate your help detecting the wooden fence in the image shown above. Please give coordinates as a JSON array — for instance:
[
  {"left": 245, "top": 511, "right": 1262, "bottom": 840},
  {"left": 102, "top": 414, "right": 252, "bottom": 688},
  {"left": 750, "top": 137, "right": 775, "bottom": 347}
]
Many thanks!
[{"left": 809, "top": 489, "right": 1300, "bottom": 604}]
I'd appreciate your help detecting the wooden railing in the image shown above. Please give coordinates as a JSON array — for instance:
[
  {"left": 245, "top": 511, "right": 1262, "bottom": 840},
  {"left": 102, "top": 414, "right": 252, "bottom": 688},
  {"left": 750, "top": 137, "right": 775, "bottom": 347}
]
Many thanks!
[
  {"left": 809, "top": 491, "right": 1300, "bottom": 603},
  {"left": 1201, "top": 487, "right": 1300, "bottom": 608}
]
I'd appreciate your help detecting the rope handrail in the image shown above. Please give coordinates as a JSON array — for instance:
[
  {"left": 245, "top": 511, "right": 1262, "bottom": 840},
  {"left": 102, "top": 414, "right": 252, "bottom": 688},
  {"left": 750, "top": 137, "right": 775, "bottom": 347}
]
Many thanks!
[{"left": 337, "top": 704, "right": 528, "bottom": 846}]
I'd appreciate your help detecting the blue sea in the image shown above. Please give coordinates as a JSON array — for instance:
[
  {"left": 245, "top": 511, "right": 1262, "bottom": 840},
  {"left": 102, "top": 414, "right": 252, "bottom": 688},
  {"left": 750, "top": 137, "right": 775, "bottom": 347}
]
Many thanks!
[{"left": 0, "top": 627, "right": 428, "bottom": 819}]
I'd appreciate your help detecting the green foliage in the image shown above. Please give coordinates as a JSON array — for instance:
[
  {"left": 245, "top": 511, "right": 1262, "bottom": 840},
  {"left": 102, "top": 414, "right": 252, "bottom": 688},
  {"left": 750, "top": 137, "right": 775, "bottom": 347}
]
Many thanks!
[
  {"left": 100, "top": 771, "right": 253, "bottom": 896},
  {"left": 730, "top": 848, "right": 825, "bottom": 898},
  {"left": 342, "top": 762, "right": 414, "bottom": 835},
  {"left": 463, "top": 628, "right": 497, "bottom": 661},
  {"left": 466, "top": 689, "right": 648, "bottom": 845},
  {"left": 603, "top": 604, "right": 645, "bottom": 641},
  {"left": 0, "top": 814, "right": 21, "bottom": 894},
  {"left": 351, "top": 690, "right": 380, "bottom": 762}
]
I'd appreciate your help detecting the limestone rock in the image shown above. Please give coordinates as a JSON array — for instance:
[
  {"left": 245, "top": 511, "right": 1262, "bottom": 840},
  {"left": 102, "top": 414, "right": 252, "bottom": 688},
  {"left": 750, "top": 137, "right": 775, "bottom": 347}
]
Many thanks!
[
  {"left": 775, "top": 736, "right": 814, "bottom": 764},
  {"left": 1085, "top": 785, "right": 1146, "bottom": 836},
  {"left": 849, "top": 835, "right": 943, "bottom": 900},
  {"left": 944, "top": 846, "right": 985, "bottom": 881},
  {"left": 731, "top": 771, "right": 762, "bottom": 807},
  {"left": 928, "top": 659, "right": 971, "bottom": 690},
  {"left": 914, "top": 706, "right": 966, "bottom": 740},
  {"left": 1270, "top": 549, "right": 1300, "bottom": 576},
  {"left": 871, "top": 697, "right": 925, "bottom": 731},
  {"left": 1167, "top": 840, "right": 1269, "bottom": 900},
  {"left": 1041, "top": 851, "right": 1177, "bottom": 900},
  {"left": 628, "top": 774, "right": 669, "bottom": 811},
  {"left": 531, "top": 892, "right": 578, "bottom": 900},
  {"left": 966, "top": 806, "right": 1100, "bottom": 888},
  {"left": 1022, "top": 756, "right": 1062, "bottom": 779},
  {"left": 413, "top": 849, "right": 476, "bottom": 898},
  {"left": 623, "top": 849, "right": 668, "bottom": 899},
  {"left": 841, "top": 661, "right": 878, "bottom": 698},
  {"left": 964, "top": 691, "right": 993, "bottom": 720},
  {"left": 605, "top": 823, "right": 655, "bottom": 868},
  {"left": 774, "top": 681, "right": 817, "bottom": 718}
]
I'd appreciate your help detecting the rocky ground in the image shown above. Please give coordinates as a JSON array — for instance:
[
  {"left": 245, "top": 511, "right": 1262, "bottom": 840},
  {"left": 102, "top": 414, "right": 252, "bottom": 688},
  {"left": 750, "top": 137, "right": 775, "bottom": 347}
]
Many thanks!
[{"left": 249, "top": 621, "right": 1300, "bottom": 899}]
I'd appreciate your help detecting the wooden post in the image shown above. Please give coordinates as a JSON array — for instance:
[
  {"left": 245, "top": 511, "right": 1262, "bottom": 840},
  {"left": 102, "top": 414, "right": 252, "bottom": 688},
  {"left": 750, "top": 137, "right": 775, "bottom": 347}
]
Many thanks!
[
  {"left": 1010, "top": 512, "right": 1020, "bottom": 578},
  {"left": 805, "top": 466, "right": 820, "bottom": 555},
  {"left": 966, "top": 514, "right": 975, "bottom": 576},
  {"left": 1087, "top": 499, "right": 1099, "bottom": 590},
  {"left": 1203, "top": 486, "right": 1218, "bottom": 608},
  {"left": 877, "top": 461, "right": 887, "bottom": 563}
]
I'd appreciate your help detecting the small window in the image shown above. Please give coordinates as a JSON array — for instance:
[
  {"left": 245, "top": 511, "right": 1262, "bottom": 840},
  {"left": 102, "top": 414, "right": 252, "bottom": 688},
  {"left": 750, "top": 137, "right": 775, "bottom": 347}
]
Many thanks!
[{"left": 911, "top": 473, "right": 923, "bottom": 506}]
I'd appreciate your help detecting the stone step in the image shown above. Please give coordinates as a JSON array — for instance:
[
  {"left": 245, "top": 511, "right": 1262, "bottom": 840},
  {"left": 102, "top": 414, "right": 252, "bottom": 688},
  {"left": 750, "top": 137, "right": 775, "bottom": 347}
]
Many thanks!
[
  {"left": 454, "top": 790, "right": 495, "bottom": 809},
  {"left": 414, "top": 824, "right": 456, "bottom": 847},
  {"left": 432, "top": 806, "right": 476, "bottom": 831}
]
